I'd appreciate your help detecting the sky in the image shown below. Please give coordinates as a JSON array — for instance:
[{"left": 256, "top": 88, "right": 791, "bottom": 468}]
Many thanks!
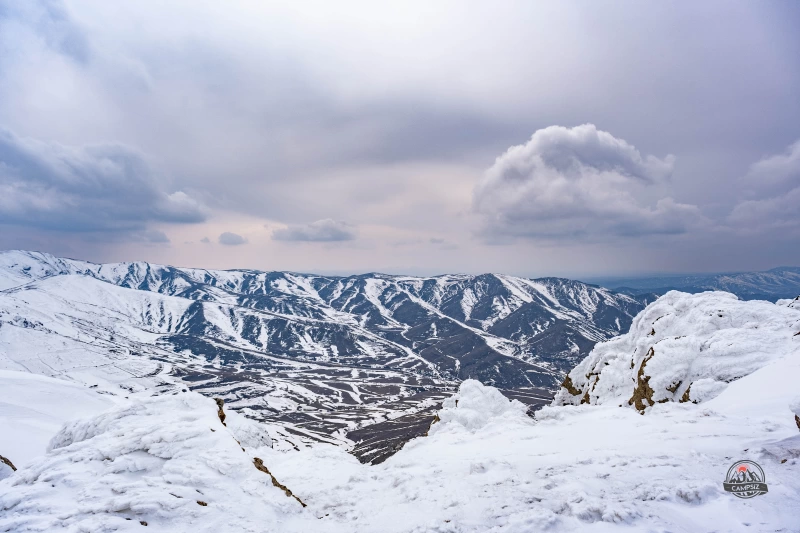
[{"left": 0, "top": 0, "right": 799, "bottom": 278}]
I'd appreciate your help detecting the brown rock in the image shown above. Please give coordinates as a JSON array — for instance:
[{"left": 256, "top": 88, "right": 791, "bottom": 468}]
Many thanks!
[
  {"left": 253, "top": 457, "right": 307, "bottom": 507},
  {"left": 679, "top": 385, "right": 692, "bottom": 403},
  {"left": 629, "top": 347, "right": 656, "bottom": 412},
  {"left": 213, "top": 398, "right": 226, "bottom": 426},
  {"left": 560, "top": 374, "right": 582, "bottom": 397},
  {"left": 0, "top": 454, "right": 16, "bottom": 472}
]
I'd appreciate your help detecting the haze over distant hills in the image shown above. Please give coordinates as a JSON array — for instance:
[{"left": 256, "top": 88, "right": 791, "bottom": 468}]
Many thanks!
[{"left": 588, "top": 266, "right": 800, "bottom": 302}]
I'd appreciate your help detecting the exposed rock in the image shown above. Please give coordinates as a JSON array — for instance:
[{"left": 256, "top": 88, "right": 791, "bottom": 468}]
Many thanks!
[
  {"left": 560, "top": 374, "right": 582, "bottom": 397},
  {"left": 253, "top": 457, "right": 306, "bottom": 507},
  {"left": 629, "top": 347, "right": 655, "bottom": 412},
  {"left": 680, "top": 385, "right": 692, "bottom": 403},
  {"left": 213, "top": 398, "right": 226, "bottom": 426},
  {"left": 0, "top": 454, "right": 16, "bottom": 472}
]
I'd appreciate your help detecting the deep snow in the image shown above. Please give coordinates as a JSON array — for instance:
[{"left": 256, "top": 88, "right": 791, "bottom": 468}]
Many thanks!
[
  {"left": 1, "top": 291, "right": 799, "bottom": 532},
  {"left": 0, "top": 370, "right": 118, "bottom": 474}
]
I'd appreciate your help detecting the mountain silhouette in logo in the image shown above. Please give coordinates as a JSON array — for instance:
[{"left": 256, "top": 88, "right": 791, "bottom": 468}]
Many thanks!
[{"left": 729, "top": 467, "right": 762, "bottom": 484}]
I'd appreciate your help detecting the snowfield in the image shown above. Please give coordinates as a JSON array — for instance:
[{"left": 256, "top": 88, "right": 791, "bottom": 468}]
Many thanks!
[
  {"left": 0, "top": 370, "right": 119, "bottom": 475},
  {"left": 1, "top": 291, "right": 799, "bottom": 532}
]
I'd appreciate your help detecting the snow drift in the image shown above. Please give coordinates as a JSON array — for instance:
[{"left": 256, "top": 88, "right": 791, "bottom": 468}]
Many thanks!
[
  {"left": 428, "top": 378, "right": 530, "bottom": 435},
  {"left": 0, "top": 392, "right": 300, "bottom": 532},
  {"left": 0, "top": 370, "right": 118, "bottom": 474}
]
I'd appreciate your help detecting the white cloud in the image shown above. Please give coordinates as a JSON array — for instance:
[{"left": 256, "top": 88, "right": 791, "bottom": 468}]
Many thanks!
[
  {"left": 272, "top": 219, "right": 356, "bottom": 242},
  {"left": 473, "top": 124, "right": 702, "bottom": 240}
]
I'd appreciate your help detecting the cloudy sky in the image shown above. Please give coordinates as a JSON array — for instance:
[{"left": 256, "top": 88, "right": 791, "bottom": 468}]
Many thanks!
[{"left": 1, "top": 1, "right": 799, "bottom": 277}]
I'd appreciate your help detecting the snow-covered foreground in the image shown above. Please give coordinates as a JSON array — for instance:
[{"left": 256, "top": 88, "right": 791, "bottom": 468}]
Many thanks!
[
  {"left": 1, "top": 291, "right": 799, "bottom": 532},
  {"left": 0, "top": 371, "right": 118, "bottom": 473}
]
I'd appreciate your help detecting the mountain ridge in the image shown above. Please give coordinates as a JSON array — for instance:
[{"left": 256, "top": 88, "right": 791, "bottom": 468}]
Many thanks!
[
  {"left": 0, "top": 249, "right": 649, "bottom": 456},
  {"left": 593, "top": 265, "right": 800, "bottom": 301}
]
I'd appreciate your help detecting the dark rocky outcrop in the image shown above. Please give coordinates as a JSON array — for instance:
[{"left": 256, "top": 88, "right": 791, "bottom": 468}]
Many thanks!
[
  {"left": 253, "top": 457, "right": 306, "bottom": 507},
  {"left": 213, "top": 398, "right": 226, "bottom": 426}
]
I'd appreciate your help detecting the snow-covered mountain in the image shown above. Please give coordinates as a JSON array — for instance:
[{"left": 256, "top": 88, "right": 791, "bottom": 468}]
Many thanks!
[
  {"left": 1, "top": 290, "right": 798, "bottom": 532},
  {"left": 598, "top": 266, "right": 800, "bottom": 301},
  {"left": 0, "top": 250, "right": 645, "bottom": 458}
]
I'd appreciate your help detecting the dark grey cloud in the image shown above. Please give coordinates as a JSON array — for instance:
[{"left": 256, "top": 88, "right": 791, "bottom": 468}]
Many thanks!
[
  {"left": 0, "top": 127, "right": 207, "bottom": 234},
  {"left": 272, "top": 219, "right": 356, "bottom": 242},
  {"left": 473, "top": 124, "right": 703, "bottom": 240},
  {"left": 218, "top": 232, "right": 247, "bottom": 246}
]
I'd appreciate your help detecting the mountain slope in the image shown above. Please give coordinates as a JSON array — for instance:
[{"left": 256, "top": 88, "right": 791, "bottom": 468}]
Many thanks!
[
  {"left": 0, "top": 250, "right": 646, "bottom": 383},
  {"left": 0, "top": 249, "right": 645, "bottom": 454}
]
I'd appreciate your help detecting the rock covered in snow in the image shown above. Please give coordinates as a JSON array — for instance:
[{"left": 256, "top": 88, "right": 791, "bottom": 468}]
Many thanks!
[
  {"left": 776, "top": 295, "right": 800, "bottom": 309},
  {"left": 0, "top": 392, "right": 303, "bottom": 532},
  {"left": 553, "top": 291, "right": 800, "bottom": 411},
  {"left": 428, "top": 379, "right": 530, "bottom": 435}
]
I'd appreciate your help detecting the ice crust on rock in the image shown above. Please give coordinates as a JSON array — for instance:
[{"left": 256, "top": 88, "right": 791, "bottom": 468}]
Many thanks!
[{"left": 554, "top": 290, "right": 800, "bottom": 410}]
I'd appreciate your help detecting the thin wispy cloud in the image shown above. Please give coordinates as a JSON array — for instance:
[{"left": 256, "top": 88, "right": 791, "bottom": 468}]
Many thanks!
[{"left": 272, "top": 219, "right": 356, "bottom": 242}]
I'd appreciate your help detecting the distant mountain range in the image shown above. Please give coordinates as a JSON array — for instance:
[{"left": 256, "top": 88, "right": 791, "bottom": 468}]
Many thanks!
[
  {"left": 590, "top": 266, "right": 800, "bottom": 302},
  {"left": 0, "top": 250, "right": 646, "bottom": 461}
]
